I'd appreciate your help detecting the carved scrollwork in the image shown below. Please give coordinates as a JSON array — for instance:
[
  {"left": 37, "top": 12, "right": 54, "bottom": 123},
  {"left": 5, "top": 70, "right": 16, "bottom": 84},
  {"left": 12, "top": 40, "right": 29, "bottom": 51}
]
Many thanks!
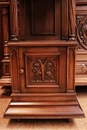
[{"left": 76, "top": 15, "right": 87, "bottom": 49}]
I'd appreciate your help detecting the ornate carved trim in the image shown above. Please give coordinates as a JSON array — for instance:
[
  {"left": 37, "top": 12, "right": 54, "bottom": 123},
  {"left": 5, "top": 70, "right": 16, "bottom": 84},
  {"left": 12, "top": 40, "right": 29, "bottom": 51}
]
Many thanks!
[
  {"left": 76, "top": 15, "right": 87, "bottom": 50},
  {"left": 68, "top": 47, "right": 75, "bottom": 56},
  {"left": 10, "top": 47, "right": 18, "bottom": 53}
]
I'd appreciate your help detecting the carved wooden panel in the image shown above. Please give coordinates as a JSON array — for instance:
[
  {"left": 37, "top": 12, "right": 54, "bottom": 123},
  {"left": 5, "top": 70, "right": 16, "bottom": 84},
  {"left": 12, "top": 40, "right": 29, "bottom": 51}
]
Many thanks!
[
  {"left": 76, "top": 15, "right": 87, "bottom": 49},
  {"left": 26, "top": 55, "right": 58, "bottom": 84},
  {"left": 76, "top": 1, "right": 87, "bottom": 50}
]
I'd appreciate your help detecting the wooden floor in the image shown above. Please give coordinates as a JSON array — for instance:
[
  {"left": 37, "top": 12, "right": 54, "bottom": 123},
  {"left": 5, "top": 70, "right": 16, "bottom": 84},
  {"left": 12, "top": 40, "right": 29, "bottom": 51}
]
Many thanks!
[{"left": 0, "top": 86, "right": 87, "bottom": 130}]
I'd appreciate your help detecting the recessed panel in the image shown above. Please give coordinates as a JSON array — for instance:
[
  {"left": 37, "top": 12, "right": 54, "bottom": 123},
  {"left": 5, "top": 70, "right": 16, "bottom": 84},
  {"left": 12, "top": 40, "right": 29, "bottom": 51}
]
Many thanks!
[
  {"left": 25, "top": 54, "right": 59, "bottom": 86},
  {"left": 31, "top": 0, "right": 55, "bottom": 35},
  {"left": 25, "top": 0, "right": 61, "bottom": 40}
]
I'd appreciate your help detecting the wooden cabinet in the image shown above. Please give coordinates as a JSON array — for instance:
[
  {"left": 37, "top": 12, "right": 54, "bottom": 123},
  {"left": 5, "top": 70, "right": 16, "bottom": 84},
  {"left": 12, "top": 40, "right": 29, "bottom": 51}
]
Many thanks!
[
  {"left": 0, "top": 1, "right": 87, "bottom": 87},
  {"left": 10, "top": 42, "right": 74, "bottom": 94},
  {"left": 76, "top": 0, "right": 87, "bottom": 86},
  {"left": 0, "top": 0, "right": 84, "bottom": 119},
  {"left": 4, "top": 41, "right": 84, "bottom": 119}
]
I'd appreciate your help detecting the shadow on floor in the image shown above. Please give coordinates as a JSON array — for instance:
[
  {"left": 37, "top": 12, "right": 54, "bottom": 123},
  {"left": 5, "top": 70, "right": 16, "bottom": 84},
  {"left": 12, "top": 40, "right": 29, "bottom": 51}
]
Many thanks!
[{"left": 6, "top": 118, "right": 75, "bottom": 129}]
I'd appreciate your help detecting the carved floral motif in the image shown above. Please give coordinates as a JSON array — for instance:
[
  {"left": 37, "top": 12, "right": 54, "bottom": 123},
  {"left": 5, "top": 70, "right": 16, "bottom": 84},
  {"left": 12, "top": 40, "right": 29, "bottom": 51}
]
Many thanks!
[
  {"left": 44, "top": 59, "right": 55, "bottom": 82},
  {"left": 30, "top": 58, "right": 56, "bottom": 83},
  {"left": 31, "top": 60, "right": 42, "bottom": 82}
]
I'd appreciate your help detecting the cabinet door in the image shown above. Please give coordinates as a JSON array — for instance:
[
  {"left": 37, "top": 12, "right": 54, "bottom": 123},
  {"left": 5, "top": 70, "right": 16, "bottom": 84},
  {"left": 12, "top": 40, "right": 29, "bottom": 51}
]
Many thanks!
[{"left": 19, "top": 47, "right": 67, "bottom": 93}]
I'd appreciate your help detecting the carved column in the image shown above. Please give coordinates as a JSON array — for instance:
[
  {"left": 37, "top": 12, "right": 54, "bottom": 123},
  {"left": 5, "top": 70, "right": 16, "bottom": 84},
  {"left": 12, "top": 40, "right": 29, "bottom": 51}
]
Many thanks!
[
  {"left": 10, "top": 0, "right": 18, "bottom": 41},
  {"left": 68, "top": 0, "right": 76, "bottom": 40},
  {"left": 62, "top": 0, "right": 68, "bottom": 40},
  {"left": 2, "top": 7, "right": 9, "bottom": 60},
  {"left": 2, "top": 7, "right": 10, "bottom": 78}
]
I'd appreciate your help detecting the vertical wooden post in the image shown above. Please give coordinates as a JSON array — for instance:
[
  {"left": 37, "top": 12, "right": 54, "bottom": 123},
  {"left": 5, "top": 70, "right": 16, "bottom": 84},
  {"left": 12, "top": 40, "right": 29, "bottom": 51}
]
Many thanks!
[
  {"left": 68, "top": 0, "right": 76, "bottom": 40},
  {"left": 62, "top": 0, "right": 68, "bottom": 40},
  {"left": 2, "top": 7, "right": 10, "bottom": 78},
  {"left": 10, "top": 0, "right": 18, "bottom": 41},
  {"left": 2, "top": 7, "right": 9, "bottom": 60}
]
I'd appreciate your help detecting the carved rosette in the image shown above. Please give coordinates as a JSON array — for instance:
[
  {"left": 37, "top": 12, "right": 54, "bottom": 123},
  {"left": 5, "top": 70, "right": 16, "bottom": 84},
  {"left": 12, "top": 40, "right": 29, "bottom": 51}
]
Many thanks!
[{"left": 77, "top": 15, "right": 87, "bottom": 49}]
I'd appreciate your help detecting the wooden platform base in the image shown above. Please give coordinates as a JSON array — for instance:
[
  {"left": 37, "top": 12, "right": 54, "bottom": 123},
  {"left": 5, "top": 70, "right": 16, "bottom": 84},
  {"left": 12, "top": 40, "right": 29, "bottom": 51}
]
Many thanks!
[{"left": 4, "top": 101, "right": 85, "bottom": 119}]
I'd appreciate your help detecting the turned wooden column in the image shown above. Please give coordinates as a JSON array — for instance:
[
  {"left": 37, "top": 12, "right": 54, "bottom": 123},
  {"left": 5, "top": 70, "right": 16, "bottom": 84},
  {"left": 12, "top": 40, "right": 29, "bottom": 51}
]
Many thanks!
[
  {"left": 68, "top": 0, "right": 76, "bottom": 40},
  {"left": 2, "top": 7, "right": 9, "bottom": 60},
  {"left": 2, "top": 7, "right": 10, "bottom": 77},
  {"left": 62, "top": 0, "right": 68, "bottom": 40},
  {"left": 10, "top": 0, "right": 18, "bottom": 41}
]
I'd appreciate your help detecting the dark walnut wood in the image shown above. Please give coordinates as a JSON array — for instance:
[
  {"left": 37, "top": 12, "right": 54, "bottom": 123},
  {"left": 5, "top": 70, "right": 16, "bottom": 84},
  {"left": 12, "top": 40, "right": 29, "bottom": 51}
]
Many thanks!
[{"left": 2, "top": 0, "right": 85, "bottom": 119}]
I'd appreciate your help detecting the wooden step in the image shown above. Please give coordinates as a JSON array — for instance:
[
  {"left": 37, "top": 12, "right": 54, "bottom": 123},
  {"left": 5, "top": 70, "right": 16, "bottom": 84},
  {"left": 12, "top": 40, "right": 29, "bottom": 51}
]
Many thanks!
[
  {"left": 11, "top": 93, "right": 77, "bottom": 102},
  {"left": 4, "top": 101, "right": 85, "bottom": 119},
  {"left": 10, "top": 101, "right": 78, "bottom": 106}
]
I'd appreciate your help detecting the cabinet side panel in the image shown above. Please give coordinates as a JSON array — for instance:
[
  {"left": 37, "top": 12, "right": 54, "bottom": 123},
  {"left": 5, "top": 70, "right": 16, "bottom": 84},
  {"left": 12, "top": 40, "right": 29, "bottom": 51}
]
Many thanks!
[{"left": 11, "top": 48, "right": 20, "bottom": 93}]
